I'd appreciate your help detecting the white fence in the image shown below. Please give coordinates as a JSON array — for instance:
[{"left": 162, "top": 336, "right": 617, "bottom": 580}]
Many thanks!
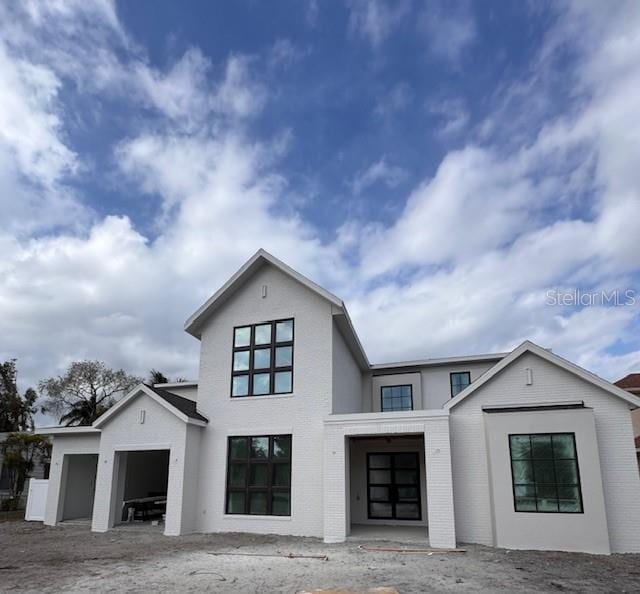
[{"left": 25, "top": 478, "right": 48, "bottom": 521}]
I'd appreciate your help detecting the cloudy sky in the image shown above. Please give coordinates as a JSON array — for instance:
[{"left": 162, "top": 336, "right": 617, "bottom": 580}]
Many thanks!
[{"left": 1, "top": 1, "right": 639, "bottom": 421}]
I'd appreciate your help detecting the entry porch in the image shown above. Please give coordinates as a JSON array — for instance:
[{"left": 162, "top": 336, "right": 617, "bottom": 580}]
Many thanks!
[{"left": 323, "top": 410, "right": 456, "bottom": 549}]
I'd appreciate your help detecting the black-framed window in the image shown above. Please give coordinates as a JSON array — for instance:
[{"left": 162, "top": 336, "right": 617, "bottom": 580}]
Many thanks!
[
  {"left": 381, "top": 385, "right": 413, "bottom": 412},
  {"left": 450, "top": 371, "right": 471, "bottom": 397},
  {"left": 509, "top": 433, "right": 583, "bottom": 513},
  {"left": 225, "top": 435, "right": 292, "bottom": 516},
  {"left": 231, "top": 319, "right": 294, "bottom": 397}
]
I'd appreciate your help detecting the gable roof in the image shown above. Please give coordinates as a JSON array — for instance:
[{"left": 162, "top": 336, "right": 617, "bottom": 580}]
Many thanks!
[
  {"left": 184, "top": 249, "right": 343, "bottom": 339},
  {"left": 93, "top": 383, "right": 208, "bottom": 428},
  {"left": 615, "top": 373, "right": 640, "bottom": 393},
  {"left": 445, "top": 340, "right": 640, "bottom": 411},
  {"left": 183, "top": 249, "right": 370, "bottom": 368}
]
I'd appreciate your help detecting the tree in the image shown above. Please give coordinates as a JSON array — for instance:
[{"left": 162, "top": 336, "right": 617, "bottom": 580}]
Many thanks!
[
  {"left": 148, "top": 369, "right": 169, "bottom": 385},
  {"left": 0, "top": 360, "right": 37, "bottom": 432},
  {"left": 39, "top": 361, "right": 140, "bottom": 426},
  {"left": 0, "top": 433, "right": 50, "bottom": 510}
]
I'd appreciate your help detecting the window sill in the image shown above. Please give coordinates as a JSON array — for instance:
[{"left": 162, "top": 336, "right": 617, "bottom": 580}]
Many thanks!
[
  {"left": 230, "top": 393, "right": 294, "bottom": 401},
  {"left": 223, "top": 514, "right": 292, "bottom": 521}
]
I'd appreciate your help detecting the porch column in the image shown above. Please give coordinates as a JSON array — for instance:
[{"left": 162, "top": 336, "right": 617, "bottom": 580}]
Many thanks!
[
  {"left": 424, "top": 415, "right": 456, "bottom": 549},
  {"left": 323, "top": 427, "right": 347, "bottom": 543}
]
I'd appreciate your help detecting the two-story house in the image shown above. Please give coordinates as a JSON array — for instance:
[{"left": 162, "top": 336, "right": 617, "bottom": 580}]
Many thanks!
[{"left": 37, "top": 250, "right": 640, "bottom": 554}]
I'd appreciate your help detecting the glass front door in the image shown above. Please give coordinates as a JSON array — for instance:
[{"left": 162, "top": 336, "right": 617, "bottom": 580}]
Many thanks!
[{"left": 367, "top": 452, "right": 421, "bottom": 520}]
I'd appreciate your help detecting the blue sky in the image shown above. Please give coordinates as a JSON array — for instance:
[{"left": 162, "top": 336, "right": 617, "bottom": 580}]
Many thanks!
[{"left": 1, "top": 0, "right": 639, "bottom": 412}]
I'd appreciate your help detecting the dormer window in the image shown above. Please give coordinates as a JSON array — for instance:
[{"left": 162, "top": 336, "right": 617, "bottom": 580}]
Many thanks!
[{"left": 231, "top": 319, "right": 294, "bottom": 397}]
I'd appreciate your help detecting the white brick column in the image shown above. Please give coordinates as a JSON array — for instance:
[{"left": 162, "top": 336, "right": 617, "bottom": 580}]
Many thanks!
[
  {"left": 323, "top": 427, "right": 347, "bottom": 543},
  {"left": 424, "top": 416, "right": 456, "bottom": 549},
  {"left": 91, "top": 449, "right": 118, "bottom": 532}
]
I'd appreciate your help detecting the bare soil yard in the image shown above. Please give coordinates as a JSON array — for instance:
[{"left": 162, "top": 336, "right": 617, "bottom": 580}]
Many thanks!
[{"left": 1, "top": 520, "right": 639, "bottom": 593}]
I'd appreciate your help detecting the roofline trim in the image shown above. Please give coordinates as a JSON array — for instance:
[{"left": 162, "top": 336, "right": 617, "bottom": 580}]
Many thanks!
[
  {"left": 93, "top": 384, "right": 206, "bottom": 428},
  {"left": 445, "top": 341, "right": 640, "bottom": 411},
  {"left": 184, "top": 249, "right": 343, "bottom": 338},
  {"left": 370, "top": 352, "right": 508, "bottom": 371}
]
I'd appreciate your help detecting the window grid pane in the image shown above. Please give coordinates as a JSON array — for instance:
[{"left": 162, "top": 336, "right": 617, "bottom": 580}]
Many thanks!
[
  {"left": 226, "top": 435, "right": 292, "bottom": 516},
  {"left": 509, "top": 433, "right": 583, "bottom": 514},
  {"left": 231, "top": 319, "right": 294, "bottom": 397},
  {"left": 381, "top": 385, "right": 413, "bottom": 412},
  {"left": 450, "top": 372, "right": 471, "bottom": 397}
]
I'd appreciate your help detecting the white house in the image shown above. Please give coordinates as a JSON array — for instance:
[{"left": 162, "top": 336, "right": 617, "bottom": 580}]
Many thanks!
[{"left": 36, "top": 250, "right": 640, "bottom": 554}]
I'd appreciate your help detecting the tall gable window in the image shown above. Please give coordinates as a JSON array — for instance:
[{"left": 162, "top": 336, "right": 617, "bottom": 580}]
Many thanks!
[
  {"left": 509, "top": 433, "right": 583, "bottom": 513},
  {"left": 450, "top": 371, "right": 471, "bottom": 397},
  {"left": 231, "top": 319, "right": 294, "bottom": 397}
]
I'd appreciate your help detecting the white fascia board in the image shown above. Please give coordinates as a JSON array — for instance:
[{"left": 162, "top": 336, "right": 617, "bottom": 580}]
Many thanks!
[
  {"left": 34, "top": 426, "right": 101, "bottom": 435},
  {"left": 445, "top": 340, "right": 640, "bottom": 411},
  {"left": 184, "top": 249, "right": 343, "bottom": 338},
  {"left": 370, "top": 352, "right": 508, "bottom": 371}
]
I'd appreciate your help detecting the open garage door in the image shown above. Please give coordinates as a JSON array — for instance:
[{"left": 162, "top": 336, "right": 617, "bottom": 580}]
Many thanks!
[
  {"left": 60, "top": 454, "right": 98, "bottom": 521},
  {"left": 115, "top": 450, "right": 170, "bottom": 525}
]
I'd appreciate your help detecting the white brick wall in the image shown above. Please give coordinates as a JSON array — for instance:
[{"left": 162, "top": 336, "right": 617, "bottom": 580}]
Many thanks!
[
  {"left": 323, "top": 411, "right": 456, "bottom": 548},
  {"left": 195, "top": 264, "right": 334, "bottom": 537},
  {"left": 90, "top": 393, "right": 196, "bottom": 536},
  {"left": 450, "top": 351, "right": 640, "bottom": 553},
  {"left": 44, "top": 433, "right": 100, "bottom": 526}
]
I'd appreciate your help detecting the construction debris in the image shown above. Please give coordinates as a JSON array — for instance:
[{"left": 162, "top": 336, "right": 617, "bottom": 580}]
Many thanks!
[
  {"left": 208, "top": 551, "right": 329, "bottom": 561},
  {"left": 357, "top": 544, "right": 465, "bottom": 554}
]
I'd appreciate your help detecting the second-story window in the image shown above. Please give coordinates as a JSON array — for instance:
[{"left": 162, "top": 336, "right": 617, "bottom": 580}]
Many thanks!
[
  {"left": 231, "top": 319, "right": 294, "bottom": 397},
  {"left": 450, "top": 371, "right": 471, "bottom": 397},
  {"left": 381, "top": 385, "right": 413, "bottom": 412}
]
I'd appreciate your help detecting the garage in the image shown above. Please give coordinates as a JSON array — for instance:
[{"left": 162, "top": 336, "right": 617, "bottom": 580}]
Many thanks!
[
  {"left": 114, "top": 449, "right": 170, "bottom": 525},
  {"left": 60, "top": 454, "right": 98, "bottom": 521}
]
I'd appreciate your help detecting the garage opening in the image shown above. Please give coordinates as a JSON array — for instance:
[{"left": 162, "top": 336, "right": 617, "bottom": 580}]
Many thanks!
[
  {"left": 115, "top": 450, "right": 170, "bottom": 526},
  {"left": 60, "top": 454, "right": 98, "bottom": 522}
]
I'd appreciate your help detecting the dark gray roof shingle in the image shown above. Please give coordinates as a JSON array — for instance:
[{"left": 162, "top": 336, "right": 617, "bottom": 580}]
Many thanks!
[{"left": 146, "top": 385, "right": 208, "bottom": 423}]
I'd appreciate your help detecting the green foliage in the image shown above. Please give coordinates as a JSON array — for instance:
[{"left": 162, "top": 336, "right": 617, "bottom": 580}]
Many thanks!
[
  {"left": 39, "top": 360, "right": 140, "bottom": 426},
  {"left": 0, "top": 432, "right": 50, "bottom": 508},
  {"left": 148, "top": 369, "right": 169, "bottom": 385},
  {"left": 0, "top": 360, "right": 37, "bottom": 432}
]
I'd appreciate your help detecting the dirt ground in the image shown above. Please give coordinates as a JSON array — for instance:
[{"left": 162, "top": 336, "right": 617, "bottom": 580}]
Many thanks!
[{"left": 1, "top": 521, "right": 639, "bottom": 593}]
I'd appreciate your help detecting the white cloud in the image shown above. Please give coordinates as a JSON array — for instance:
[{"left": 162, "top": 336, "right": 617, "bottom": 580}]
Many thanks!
[
  {"left": 427, "top": 97, "right": 470, "bottom": 137},
  {"left": 350, "top": 157, "right": 407, "bottom": 194},
  {"left": 419, "top": 1, "right": 476, "bottom": 65},
  {"left": 347, "top": 0, "right": 410, "bottom": 47},
  {"left": 1, "top": 0, "right": 640, "bottom": 425}
]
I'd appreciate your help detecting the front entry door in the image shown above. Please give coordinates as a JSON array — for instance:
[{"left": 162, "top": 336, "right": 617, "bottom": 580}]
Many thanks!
[{"left": 367, "top": 452, "right": 421, "bottom": 520}]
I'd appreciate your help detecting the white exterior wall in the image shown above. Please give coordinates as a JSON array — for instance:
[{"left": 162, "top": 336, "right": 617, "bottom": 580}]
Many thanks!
[
  {"left": 324, "top": 411, "right": 456, "bottom": 548},
  {"left": 163, "top": 384, "right": 198, "bottom": 402},
  {"left": 195, "top": 263, "right": 333, "bottom": 537},
  {"left": 370, "top": 373, "right": 422, "bottom": 412},
  {"left": 485, "top": 408, "right": 610, "bottom": 554},
  {"left": 44, "top": 433, "right": 100, "bottom": 526},
  {"left": 450, "top": 351, "right": 640, "bottom": 553},
  {"left": 90, "top": 393, "right": 196, "bottom": 536},
  {"left": 332, "top": 324, "right": 363, "bottom": 413},
  {"left": 421, "top": 362, "right": 495, "bottom": 409}
]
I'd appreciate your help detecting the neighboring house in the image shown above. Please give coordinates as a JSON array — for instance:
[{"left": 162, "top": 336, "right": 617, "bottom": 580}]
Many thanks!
[
  {"left": 36, "top": 250, "right": 640, "bottom": 554},
  {"left": 614, "top": 374, "right": 640, "bottom": 467},
  {"left": 0, "top": 432, "right": 49, "bottom": 506}
]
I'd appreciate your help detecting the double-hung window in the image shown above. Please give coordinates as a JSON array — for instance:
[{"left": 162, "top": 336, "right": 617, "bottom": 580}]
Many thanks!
[
  {"left": 225, "top": 435, "right": 292, "bottom": 516},
  {"left": 231, "top": 319, "right": 294, "bottom": 397},
  {"left": 381, "top": 385, "right": 413, "bottom": 412},
  {"left": 450, "top": 371, "right": 471, "bottom": 397},
  {"left": 509, "top": 433, "right": 583, "bottom": 513}
]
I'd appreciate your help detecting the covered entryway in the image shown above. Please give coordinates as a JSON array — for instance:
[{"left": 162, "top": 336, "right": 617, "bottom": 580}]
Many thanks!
[
  {"left": 113, "top": 450, "right": 170, "bottom": 526},
  {"left": 324, "top": 410, "right": 456, "bottom": 549},
  {"left": 60, "top": 454, "right": 98, "bottom": 521},
  {"left": 348, "top": 435, "right": 427, "bottom": 539}
]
